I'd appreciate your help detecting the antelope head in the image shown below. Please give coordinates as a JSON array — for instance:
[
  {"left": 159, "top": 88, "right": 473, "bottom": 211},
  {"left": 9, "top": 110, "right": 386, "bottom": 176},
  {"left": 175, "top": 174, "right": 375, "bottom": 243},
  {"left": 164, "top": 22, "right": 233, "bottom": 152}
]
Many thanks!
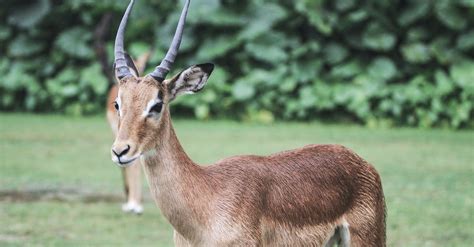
[{"left": 110, "top": 0, "right": 213, "bottom": 166}]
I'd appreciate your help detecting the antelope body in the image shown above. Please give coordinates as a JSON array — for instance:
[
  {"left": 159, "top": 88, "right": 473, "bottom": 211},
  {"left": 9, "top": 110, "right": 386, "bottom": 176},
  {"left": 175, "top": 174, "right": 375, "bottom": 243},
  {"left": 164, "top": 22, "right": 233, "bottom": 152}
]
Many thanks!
[{"left": 109, "top": 0, "right": 386, "bottom": 246}]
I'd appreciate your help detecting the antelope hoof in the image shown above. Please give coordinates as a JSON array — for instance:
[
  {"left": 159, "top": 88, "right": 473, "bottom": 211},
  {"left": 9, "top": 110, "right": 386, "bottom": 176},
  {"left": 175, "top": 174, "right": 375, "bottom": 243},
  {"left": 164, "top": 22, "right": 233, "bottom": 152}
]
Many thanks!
[{"left": 122, "top": 201, "right": 143, "bottom": 214}]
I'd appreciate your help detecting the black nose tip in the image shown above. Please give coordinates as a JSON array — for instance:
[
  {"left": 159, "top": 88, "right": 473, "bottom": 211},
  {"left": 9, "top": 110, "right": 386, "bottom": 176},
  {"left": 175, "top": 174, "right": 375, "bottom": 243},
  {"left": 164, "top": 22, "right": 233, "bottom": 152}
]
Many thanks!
[{"left": 113, "top": 145, "right": 130, "bottom": 157}]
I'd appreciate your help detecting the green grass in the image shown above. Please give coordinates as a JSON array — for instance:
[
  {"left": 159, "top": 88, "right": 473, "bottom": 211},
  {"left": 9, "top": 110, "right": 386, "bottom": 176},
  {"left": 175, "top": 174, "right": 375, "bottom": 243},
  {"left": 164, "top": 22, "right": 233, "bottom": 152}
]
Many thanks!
[{"left": 1, "top": 113, "right": 473, "bottom": 246}]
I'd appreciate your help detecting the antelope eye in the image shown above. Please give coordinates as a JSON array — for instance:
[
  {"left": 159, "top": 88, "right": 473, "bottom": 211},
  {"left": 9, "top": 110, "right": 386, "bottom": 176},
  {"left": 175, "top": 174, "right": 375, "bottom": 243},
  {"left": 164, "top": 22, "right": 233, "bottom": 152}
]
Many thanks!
[
  {"left": 149, "top": 102, "right": 163, "bottom": 114},
  {"left": 113, "top": 101, "right": 119, "bottom": 111}
]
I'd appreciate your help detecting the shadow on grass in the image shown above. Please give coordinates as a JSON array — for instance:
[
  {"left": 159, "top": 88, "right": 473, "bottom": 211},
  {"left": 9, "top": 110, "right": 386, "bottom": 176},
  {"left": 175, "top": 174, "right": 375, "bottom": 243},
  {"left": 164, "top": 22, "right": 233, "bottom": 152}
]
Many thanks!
[{"left": 0, "top": 188, "right": 128, "bottom": 203}]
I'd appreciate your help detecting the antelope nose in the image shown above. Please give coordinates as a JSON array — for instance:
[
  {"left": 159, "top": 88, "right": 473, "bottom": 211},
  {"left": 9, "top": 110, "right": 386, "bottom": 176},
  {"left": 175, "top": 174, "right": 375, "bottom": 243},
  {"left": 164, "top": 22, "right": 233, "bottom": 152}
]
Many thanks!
[{"left": 112, "top": 144, "right": 130, "bottom": 158}]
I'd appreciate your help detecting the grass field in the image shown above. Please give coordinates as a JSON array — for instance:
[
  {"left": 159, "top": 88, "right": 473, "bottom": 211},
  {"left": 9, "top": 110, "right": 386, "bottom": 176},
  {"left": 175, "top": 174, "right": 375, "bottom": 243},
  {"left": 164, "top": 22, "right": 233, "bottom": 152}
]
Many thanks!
[{"left": 0, "top": 113, "right": 473, "bottom": 246}]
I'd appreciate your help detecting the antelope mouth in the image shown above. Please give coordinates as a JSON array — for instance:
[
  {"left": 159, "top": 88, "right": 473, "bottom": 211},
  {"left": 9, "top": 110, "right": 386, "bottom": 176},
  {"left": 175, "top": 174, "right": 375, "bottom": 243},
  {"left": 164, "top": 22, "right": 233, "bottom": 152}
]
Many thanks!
[{"left": 112, "top": 154, "right": 140, "bottom": 167}]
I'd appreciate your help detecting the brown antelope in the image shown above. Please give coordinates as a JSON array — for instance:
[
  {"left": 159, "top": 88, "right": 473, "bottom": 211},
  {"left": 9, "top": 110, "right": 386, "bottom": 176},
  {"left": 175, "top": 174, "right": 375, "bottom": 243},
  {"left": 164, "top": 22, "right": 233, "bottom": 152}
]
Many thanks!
[
  {"left": 107, "top": 51, "right": 152, "bottom": 214},
  {"left": 109, "top": 0, "right": 386, "bottom": 246}
]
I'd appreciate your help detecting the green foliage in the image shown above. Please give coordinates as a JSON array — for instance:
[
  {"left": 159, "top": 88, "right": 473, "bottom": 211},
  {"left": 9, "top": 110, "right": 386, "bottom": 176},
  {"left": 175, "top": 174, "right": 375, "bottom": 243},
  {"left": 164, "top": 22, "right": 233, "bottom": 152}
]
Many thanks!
[
  {"left": 55, "top": 28, "right": 94, "bottom": 59},
  {"left": 0, "top": 0, "right": 473, "bottom": 128},
  {"left": 7, "top": 0, "right": 51, "bottom": 29}
]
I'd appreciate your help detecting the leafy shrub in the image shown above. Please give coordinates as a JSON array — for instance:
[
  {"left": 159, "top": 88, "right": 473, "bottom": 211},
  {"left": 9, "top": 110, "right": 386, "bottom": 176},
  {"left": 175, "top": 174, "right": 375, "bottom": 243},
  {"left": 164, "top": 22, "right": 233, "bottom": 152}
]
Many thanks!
[{"left": 0, "top": 0, "right": 473, "bottom": 128}]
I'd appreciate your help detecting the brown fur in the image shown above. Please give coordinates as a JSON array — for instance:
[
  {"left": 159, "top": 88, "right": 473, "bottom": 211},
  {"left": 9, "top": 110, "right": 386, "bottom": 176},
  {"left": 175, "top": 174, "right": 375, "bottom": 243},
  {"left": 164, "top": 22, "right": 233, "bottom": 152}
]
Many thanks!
[{"left": 111, "top": 74, "right": 386, "bottom": 246}]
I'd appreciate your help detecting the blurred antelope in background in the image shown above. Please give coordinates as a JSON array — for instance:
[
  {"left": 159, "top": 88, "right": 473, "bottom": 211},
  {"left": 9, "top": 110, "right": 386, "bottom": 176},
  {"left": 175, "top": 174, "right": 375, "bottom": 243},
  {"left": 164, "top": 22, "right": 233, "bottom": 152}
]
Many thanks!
[
  {"left": 107, "top": 52, "right": 152, "bottom": 214},
  {"left": 94, "top": 12, "right": 152, "bottom": 214},
  {"left": 109, "top": 0, "right": 386, "bottom": 245}
]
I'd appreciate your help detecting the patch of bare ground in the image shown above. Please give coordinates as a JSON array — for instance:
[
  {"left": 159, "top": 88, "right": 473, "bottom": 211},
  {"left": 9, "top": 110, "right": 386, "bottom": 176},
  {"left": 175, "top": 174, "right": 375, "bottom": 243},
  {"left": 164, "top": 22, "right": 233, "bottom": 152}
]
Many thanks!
[{"left": 0, "top": 188, "right": 125, "bottom": 203}]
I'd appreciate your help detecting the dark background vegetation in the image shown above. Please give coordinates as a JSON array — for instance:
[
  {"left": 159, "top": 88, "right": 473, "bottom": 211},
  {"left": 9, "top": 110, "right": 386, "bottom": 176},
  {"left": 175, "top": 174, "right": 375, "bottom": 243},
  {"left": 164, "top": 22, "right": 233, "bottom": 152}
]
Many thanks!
[{"left": 0, "top": 0, "right": 473, "bottom": 128}]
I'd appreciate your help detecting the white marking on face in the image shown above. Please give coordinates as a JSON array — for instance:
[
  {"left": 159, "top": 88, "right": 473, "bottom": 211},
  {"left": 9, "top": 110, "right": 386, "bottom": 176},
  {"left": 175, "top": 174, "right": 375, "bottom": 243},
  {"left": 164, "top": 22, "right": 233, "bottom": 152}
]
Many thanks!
[
  {"left": 142, "top": 98, "right": 161, "bottom": 117},
  {"left": 111, "top": 154, "right": 119, "bottom": 163},
  {"left": 116, "top": 91, "right": 123, "bottom": 116},
  {"left": 112, "top": 152, "right": 141, "bottom": 167}
]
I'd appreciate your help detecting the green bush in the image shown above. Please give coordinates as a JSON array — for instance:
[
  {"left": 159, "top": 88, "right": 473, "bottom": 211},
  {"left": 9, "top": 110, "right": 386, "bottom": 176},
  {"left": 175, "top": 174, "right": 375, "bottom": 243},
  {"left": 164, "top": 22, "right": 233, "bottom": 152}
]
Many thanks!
[{"left": 1, "top": 0, "right": 473, "bottom": 128}]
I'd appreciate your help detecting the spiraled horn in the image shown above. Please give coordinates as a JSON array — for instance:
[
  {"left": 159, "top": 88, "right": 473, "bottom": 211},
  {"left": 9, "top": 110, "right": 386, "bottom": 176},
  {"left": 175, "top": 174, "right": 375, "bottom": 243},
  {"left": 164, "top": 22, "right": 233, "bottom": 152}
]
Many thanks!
[
  {"left": 114, "top": 0, "right": 135, "bottom": 79},
  {"left": 149, "top": 0, "right": 191, "bottom": 82}
]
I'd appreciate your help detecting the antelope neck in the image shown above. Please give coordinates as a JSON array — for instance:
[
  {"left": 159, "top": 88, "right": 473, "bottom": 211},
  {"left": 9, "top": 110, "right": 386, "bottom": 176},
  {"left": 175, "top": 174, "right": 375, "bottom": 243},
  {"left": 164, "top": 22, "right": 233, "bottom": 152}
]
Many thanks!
[
  {"left": 145, "top": 108, "right": 196, "bottom": 172},
  {"left": 141, "top": 109, "right": 210, "bottom": 238}
]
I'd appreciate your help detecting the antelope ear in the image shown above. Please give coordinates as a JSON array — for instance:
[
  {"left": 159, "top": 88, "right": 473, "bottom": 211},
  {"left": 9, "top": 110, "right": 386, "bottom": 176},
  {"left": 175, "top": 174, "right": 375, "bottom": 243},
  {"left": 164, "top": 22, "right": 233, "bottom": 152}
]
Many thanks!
[
  {"left": 166, "top": 63, "right": 214, "bottom": 100},
  {"left": 114, "top": 53, "right": 139, "bottom": 81}
]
